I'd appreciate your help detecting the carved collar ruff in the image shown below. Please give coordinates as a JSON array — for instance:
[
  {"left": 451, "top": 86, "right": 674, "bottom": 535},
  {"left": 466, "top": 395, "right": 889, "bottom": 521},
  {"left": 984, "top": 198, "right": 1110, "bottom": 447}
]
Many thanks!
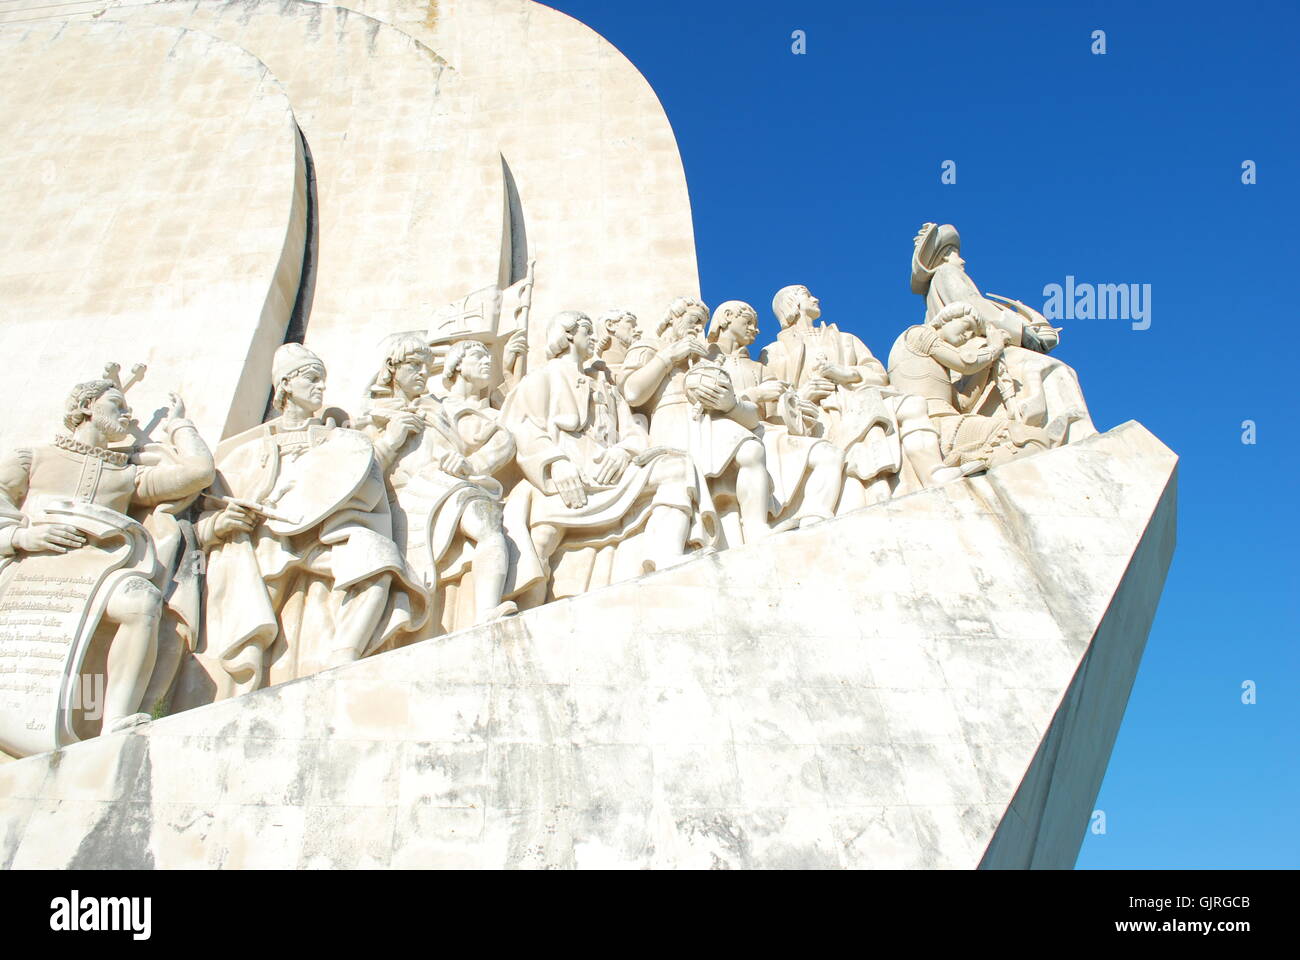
[{"left": 53, "top": 433, "right": 129, "bottom": 467}]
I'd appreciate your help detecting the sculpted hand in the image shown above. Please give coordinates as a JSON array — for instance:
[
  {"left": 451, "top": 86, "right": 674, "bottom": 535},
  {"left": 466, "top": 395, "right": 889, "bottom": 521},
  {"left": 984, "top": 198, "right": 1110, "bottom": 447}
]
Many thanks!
[
  {"left": 165, "top": 392, "right": 186, "bottom": 421},
  {"left": 384, "top": 412, "right": 423, "bottom": 446},
  {"left": 550, "top": 458, "right": 588, "bottom": 509},
  {"left": 440, "top": 451, "right": 473, "bottom": 478},
  {"left": 592, "top": 447, "right": 631, "bottom": 486},
  {"left": 213, "top": 503, "right": 256, "bottom": 541},
  {"left": 795, "top": 397, "right": 823, "bottom": 429},
  {"left": 821, "top": 363, "right": 860, "bottom": 385},
  {"left": 696, "top": 379, "right": 737, "bottom": 413},
  {"left": 799, "top": 377, "right": 834, "bottom": 404},
  {"left": 14, "top": 524, "right": 86, "bottom": 554},
  {"left": 748, "top": 380, "right": 787, "bottom": 404},
  {"left": 663, "top": 337, "right": 707, "bottom": 365},
  {"left": 504, "top": 329, "right": 528, "bottom": 364}
]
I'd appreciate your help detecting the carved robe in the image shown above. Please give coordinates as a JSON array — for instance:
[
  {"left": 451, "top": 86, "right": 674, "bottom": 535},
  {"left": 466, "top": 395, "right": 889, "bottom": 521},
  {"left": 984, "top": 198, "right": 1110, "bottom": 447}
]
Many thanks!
[
  {"left": 622, "top": 342, "right": 763, "bottom": 483},
  {"left": 712, "top": 346, "right": 837, "bottom": 520},
  {"left": 499, "top": 357, "right": 713, "bottom": 600},
  {"left": 368, "top": 393, "right": 515, "bottom": 634},
  {"left": 759, "top": 321, "right": 902, "bottom": 485},
  {"left": 193, "top": 417, "right": 429, "bottom": 697}
]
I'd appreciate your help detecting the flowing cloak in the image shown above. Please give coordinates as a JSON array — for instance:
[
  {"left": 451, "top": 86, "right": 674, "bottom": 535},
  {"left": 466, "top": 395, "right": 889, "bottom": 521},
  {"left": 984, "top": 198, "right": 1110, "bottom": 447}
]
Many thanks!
[
  {"left": 498, "top": 357, "right": 715, "bottom": 599},
  {"left": 368, "top": 395, "right": 513, "bottom": 586},
  {"left": 622, "top": 343, "right": 765, "bottom": 485},
  {"left": 196, "top": 417, "right": 430, "bottom": 691},
  {"left": 758, "top": 323, "right": 901, "bottom": 483},
  {"left": 714, "top": 348, "right": 831, "bottom": 511}
]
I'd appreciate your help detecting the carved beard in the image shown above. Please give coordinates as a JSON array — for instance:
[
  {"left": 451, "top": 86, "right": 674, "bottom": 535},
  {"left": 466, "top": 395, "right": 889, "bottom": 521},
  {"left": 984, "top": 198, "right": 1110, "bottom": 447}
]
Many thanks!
[{"left": 92, "top": 408, "right": 129, "bottom": 443}]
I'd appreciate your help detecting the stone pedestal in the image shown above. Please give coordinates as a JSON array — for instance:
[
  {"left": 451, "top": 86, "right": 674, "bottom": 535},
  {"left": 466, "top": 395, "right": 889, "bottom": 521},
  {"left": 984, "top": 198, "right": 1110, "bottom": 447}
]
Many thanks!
[{"left": 0, "top": 422, "right": 1176, "bottom": 869}]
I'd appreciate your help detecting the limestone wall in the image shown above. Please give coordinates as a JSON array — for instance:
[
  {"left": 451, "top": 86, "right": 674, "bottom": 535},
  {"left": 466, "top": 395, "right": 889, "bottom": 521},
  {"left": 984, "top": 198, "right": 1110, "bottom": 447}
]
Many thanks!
[{"left": 0, "top": 18, "right": 306, "bottom": 448}]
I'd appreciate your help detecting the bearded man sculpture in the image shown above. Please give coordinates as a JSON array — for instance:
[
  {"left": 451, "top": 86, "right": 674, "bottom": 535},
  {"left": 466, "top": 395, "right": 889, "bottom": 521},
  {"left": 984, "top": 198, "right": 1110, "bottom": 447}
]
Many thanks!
[{"left": 0, "top": 374, "right": 213, "bottom": 752}]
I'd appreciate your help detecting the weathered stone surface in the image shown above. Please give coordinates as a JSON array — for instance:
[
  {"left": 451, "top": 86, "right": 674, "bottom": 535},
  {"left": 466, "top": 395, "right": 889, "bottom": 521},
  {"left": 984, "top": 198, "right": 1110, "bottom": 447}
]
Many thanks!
[
  {"left": 110, "top": 0, "right": 508, "bottom": 423},
  {"left": 324, "top": 0, "right": 703, "bottom": 364},
  {"left": 0, "top": 421, "right": 1176, "bottom": 868},
  {"left": 2, "top": 0, "right": 701, "bottom": 407},
  {"left": 0, "top": 18, "right": 306, "bottom": 449}
]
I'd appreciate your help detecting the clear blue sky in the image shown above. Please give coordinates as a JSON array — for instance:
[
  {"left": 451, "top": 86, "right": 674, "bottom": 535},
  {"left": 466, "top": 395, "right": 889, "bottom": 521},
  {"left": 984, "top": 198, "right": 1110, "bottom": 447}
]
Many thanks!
[{"left": 545, "top": 0, "right": 1300, "bottom": 868}]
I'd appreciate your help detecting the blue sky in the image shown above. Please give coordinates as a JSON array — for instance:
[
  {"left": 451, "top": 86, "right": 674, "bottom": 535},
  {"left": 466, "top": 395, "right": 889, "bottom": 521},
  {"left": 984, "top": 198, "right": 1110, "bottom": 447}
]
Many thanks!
[{"left": 546, "top": 0, "right": 1300, "bottom": 868}]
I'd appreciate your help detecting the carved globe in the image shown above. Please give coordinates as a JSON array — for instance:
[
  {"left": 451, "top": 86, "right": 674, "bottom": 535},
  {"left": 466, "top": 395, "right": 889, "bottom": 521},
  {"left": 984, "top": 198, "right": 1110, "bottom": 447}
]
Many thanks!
[{"left": 682, "top": 362, "right": 733, "bottom": 410}]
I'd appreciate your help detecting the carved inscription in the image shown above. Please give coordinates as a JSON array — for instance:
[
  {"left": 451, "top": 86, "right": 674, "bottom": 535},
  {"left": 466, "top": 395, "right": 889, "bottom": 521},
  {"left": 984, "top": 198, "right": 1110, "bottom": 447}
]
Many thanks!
[{"left": 0, "top": 566, "right": 95, "bottom": 732}]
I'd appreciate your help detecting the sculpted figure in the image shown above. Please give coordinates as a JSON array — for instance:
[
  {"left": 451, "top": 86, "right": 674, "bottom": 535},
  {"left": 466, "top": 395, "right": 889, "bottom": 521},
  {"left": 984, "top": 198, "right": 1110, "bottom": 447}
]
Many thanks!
[
  {"left": 423, "top": 328, "right": 528, "bottom": 408},
  {"left": 0, "top": 373, "right": 213, "bottom": 747},
  {"left": 594, "top": 309, "right": 653, "bottom": 387},
  {"left": 911, "top": 222, "right": 1097, "bottom": 445},
  {"left": 887, "top": 302, "right": 1051, "bottom": 469},
  {"left": 499, "top": 311, "right": 712, "bottom": 607},
  {"left": 622, "top": 297, "right": 775, "bottom": 545},
  {"left": 706, "top": 300, "right": 844, "bottom": 532},
  {"left": 362, "top": 335, "right": 517, "bottom": 634},
  {"left": 196, "top": 344, "right": 429, "bottom": 698},
  {"left": 760, "top": 285, "right": 970, "bottom": 508}
]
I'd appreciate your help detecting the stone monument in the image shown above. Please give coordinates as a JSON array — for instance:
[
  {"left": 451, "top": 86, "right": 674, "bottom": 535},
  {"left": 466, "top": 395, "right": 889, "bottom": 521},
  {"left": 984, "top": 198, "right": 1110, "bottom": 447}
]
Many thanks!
[{"left": 0, "top": 0, "right": 1175, "bottom": 871}]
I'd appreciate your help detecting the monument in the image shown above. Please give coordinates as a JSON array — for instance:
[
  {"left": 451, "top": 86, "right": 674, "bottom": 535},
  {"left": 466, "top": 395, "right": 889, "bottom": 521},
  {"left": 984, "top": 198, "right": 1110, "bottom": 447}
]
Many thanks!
[{"left": 0, "top": 1, "right": 1175, "bottom": 870}]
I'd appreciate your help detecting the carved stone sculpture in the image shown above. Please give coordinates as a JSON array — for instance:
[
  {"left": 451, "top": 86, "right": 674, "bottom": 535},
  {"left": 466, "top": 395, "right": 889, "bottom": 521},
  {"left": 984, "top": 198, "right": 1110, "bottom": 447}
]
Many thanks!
[
  {"left": 760, "top": 285, "right": 968, "bottom": 508},
  {"left": 887, "top": 302, "right": 1051, "bottom": 468},
  {"left": 594, "top": 309, "right": 652, "bottom": 387},
  {"left": 622, "top": 297, "right": 774, "bottom": 546},
  {"left": 194, "top": 343, "right": 429, "bottom": 699},
  {"left": 499, "top": 311, "right": 713, "bottom": 607},
  {"left": 707, "top": 300, "right": 845, "bottom": 532},
  {"left": 0, "top": 371, "right": 214, "bottom": 755},
  {"left": 911, "top": 222, "right": 1097, "bottom": 445},
  {"left": 362, "top": 335, "right": 517, "bottom": 635}
]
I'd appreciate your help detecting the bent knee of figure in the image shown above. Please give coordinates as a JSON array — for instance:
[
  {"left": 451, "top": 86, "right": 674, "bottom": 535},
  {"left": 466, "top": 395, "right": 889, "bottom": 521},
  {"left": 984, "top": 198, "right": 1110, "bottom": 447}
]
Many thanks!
[
  {"left": 461, "top": 497, "right": 504, "bottom": 541},
  {"left": 735, "top": 437, "right": 766, "bottom": 469},
  {"left": 530, "top": 523, "right": 563, "bottom": 560},
  {"left": 107, "top": 577, "right": 163, "bottom": 625},
  {"left": 895, "top": 394, "right": 930, "bottom": 425}
]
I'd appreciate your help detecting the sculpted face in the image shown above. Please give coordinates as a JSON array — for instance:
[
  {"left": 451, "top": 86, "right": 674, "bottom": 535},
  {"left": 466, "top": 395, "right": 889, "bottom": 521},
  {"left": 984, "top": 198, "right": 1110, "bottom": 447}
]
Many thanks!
[
  {"left": 940, "top": 315, "right": 977, "bottom": 347},
  {"left": 573, "top": 318, "right": 596, "bottom": 360},
  {"left": 393, "top": 356, "right": 428, "bottom": 400},
  {"left": 729, "top": 309, "right": 759, "bottom": 347},
  {"left": 87, "top": 388, "right": 131, "bottom": 442},
  {"left": 796, "top": 287, "right": 821, "bottom": 321},
  {"left": 613, "top": 313, "right": 639, "bottom": 346},
  {"left": 285, "top": 363, "right": 326, "bottom": 413},
  {"left": 461, "top": 343, "right": 494, "bottom": 388},
  {"left": 674, "top": 307, "right": 707, "bottom": 340}
]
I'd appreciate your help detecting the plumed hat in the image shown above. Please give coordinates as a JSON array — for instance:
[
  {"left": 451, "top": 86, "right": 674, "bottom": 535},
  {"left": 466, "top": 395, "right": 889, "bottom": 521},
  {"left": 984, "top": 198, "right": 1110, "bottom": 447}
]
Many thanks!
[{"left": 910, "top": 222, "right": 961, "bottom": 294}]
